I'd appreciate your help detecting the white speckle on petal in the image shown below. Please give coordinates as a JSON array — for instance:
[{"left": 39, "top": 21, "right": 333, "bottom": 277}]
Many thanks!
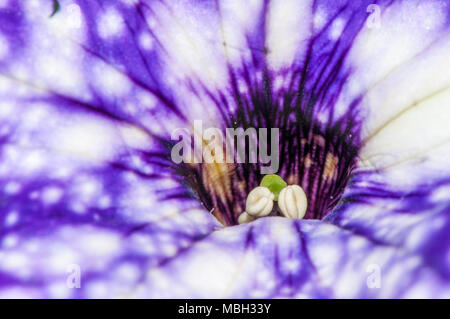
[
  {"left": 29, "top": 191, "right": 39, "bottom": 200},
  {"left": 49, "top": 116, "right": 119, "bottom": 162},
  {"left": 5, "top": 211, "right": 19, "bottom": 227},
  {"left": 21, "top": 151, "right": 45, "bottom": 173},
  {"left": 71, "top": 202, "right": 87, "bottom": 214},
  {"left": 41, "top": 187, "right": 63, "bottom": 204},
  {"left": 329, "top": 18, "right": 345, "bottom": 40},
  {"left": 98, "top": 195, "right": 111, "bottom": 209},
  {"left": 86, "top": 280, "right": 109, "bottom": 298},
  {"left": 283, "top": 259, "right": 301, "bottom": 273},
  {"left": 430, "top": 185, "right": 450, "bottom": 203},
  {"left": 75, "top": 177, "right": 101, "bottom": 200},
  {"left": 2, "top": 234, "right": 19, "bottom": 248},
  {"left": 137, "top": 91, "right": 157, "bottom": 109},
  {"left": 0, "top": 252, "right": 29, "bottom": 278},
  {"left": 98, "top": 8, "right": 125, "bottom": 39},
  {"left": 0, "top": 0, "right": 9, "bottom": 9},
  {"left": 79, "top": 231, "right": 121, "bottom": 257},
  {"left": 0, "top": 101, "right": 14, "bottom": 118},
  {"left": 0, "top": 34, "right": 10, "bottom": 60},
  {"left": 93, "top": 62, "right": 131, "bottom": 96},
  {"left": 313, "top": 9, "right": 327, "bottom": 30},
  {"left": 47, "top": 282, "right": 72, "bottom": 299},
  {"left": 121, "top": 0, "right": 139, "bottom": 6},
  {"left": 139, "top": 33, "right": 154, "bottom": 50},
  {"left": 4, "top": 181, "right": 21, "bottom": 194},
  {"left": 115, "top": 262, "right": 140, "bottom": 283}
]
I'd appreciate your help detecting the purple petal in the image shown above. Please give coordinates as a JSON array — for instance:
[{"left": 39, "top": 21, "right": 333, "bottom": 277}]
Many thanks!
[
  {"left": 0, "top": 0, "right": 449, "bottom": 298},
  {"left": 139, "top": 217, "right": 449, "bottom": 298}
]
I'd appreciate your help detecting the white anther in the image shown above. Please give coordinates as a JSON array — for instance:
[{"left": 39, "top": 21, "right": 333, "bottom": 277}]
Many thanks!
[
  {"left": 245, "top": 186, "right": 274, "bottom": 217},
  {"left": 277, "top": 185, "right": 307, "bottom": 219},
  {"left": 238, "top": 211, "right": 256, "bottom": 224}
]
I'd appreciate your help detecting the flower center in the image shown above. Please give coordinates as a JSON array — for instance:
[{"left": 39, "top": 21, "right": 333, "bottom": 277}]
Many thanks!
[
  {"left": 176, "top": 121, "right": 359, "bottom": 226},
  {"left": 173, "top": 72, "right": 360, "bottom": 226}
]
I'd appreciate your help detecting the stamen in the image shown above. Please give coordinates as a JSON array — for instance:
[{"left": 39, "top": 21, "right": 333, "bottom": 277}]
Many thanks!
[
  {"left": 245, "top": 186, "right": 275, "bottom": 217},
  {"left": 277, "top": 185, "right": 308, "bottom": 219},
  {"left": 237, "top": 211, "right": 256, "bottom": 225}
]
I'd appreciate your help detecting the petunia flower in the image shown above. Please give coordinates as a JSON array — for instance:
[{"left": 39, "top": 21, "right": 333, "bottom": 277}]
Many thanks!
[{"left": 0, "top": 0, "right": 449, "bottom": 298}]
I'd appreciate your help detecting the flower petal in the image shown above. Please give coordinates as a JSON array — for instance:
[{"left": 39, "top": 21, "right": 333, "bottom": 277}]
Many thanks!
[
  {"left": 348, "top": 0, "right": 450, "bottom": 181},
  {"left": 325, "top": 0, "right": 450, "bottom": 292},
  {"left": 0, "top": 0, "right": 220, "bottom": 297},
  {"left": 138, "top": 217, "right": 450, "bottom": 298},
  {"left": 1, "top": 0, "right": 449, "bottom": 299}
]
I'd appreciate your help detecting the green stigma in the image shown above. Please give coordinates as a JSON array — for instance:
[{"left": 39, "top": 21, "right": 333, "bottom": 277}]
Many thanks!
[{"left": 260, "top": 174, "right": 287, "bottom": 201}]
